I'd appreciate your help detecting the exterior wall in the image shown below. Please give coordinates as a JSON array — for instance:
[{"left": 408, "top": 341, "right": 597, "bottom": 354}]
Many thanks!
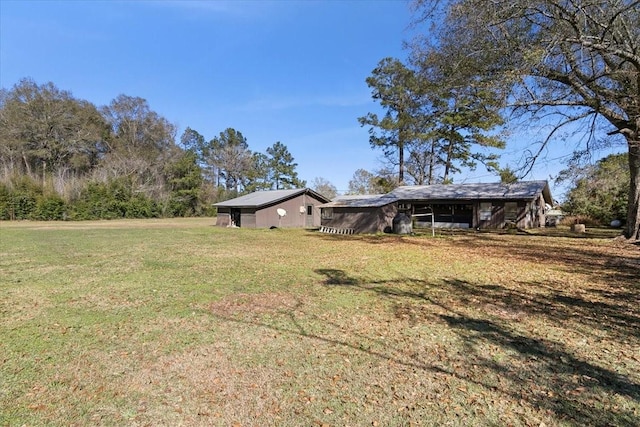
[
  {"left": 254, "top": 193, "right": 325, "bottom": 228},
  {"left": 474, "top": 199, "right": 543, "bottom": 229},
  {"left": 240, "top": 208, "right": 257, "bottom": 228},
  {"left": 476, "top": 201, "right": 504, "bottom": 229},
  {"left": 524, "top": 194, "right": 546, "bottom": 228},
  {"left": 214, "top": 207, "right": 257, "bottom": 227},
  {"left": 256, "top": 195, "right": 305, "bottom": 228},
  {"left": 413, "top": 200, "right": 545, "bottom": 229},
  {"left": 216, "top": 192, "right": 327, "bottom": 229},
  {"left": 515, "top": 202, "right": 528, "bottom": 228},
  {"left": 322, "top": 204, "right": 397, "bottom": 234},
  {"left": 215, "top": 207, "right": 231, "bottom": 227}
]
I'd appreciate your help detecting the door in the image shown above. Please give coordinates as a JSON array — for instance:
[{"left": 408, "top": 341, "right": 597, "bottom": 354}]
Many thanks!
[
  {"left": 231, "top": 208, "right": 241, "bottom": 227},
  {"left": 305, "top": 204, "right": 314, "bottom": 227}
]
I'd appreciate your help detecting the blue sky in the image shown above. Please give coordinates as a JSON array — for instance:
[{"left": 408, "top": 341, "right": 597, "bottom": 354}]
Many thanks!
[{"left": 0, "top": 0, "right": 624, "bottom": 198}]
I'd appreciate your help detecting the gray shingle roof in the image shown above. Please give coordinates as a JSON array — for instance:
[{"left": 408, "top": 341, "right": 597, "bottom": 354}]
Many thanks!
[
  {"left": 320, "top": 181, "right": 552, "bottom": 208},
  {"left": 321, "top": 194, "right": 394, "bottom": 208},
  {"left": 214, "top": 188, "right": 330, "bottom": 208},
  {"left": 388, "top": 181, "right": 551, "bottom": 202}
]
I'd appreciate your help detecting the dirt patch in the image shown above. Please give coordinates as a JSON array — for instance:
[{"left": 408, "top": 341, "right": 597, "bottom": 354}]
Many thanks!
[{"left": 209, "top": 292, "right": 303, "bottom": 317}]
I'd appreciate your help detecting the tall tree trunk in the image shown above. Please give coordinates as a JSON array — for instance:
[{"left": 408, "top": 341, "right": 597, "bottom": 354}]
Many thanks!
[
  {"left": 428, "top": 140, "right": 435, "bottom": 185},
  {"left": 443, "top": 139, "right": 454, "bottom": 183},
  {"left": 22, "top": 153, "right": 31, "bottom": 176},
  {"left": 626, "top": 134, "right": 640, "bottom": 240},
  {"left": 398, "top": 141, "right": 405, "bottom": 185}
]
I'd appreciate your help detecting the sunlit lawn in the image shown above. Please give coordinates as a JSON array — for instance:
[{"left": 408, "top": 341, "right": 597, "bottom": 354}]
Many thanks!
[{"left": 1, "top": 218, "right": 638, "bottom": 426}]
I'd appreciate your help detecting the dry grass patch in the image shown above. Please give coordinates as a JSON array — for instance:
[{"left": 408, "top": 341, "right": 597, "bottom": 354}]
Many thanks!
[{"left": 209, "top": 292, "right": 302, "bottom": 317}]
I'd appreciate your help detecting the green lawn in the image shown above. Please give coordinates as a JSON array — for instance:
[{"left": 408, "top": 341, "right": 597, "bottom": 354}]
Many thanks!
[{"left": 1, "top": 219, "right": 639, "bottom": 426}]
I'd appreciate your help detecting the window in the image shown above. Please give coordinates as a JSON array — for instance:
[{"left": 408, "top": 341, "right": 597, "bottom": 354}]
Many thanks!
[
  {"left": 479, "top": 202, "right": 492, "bottom": 220},
  {"left": 504, "top": 202, "right": 518, "bottom": 221},
  {"left": 321, "top": 207, "right": 333, "bottom": 220},
  {"left": 307, "top": 205, "right": 313, "bottom": 215}
]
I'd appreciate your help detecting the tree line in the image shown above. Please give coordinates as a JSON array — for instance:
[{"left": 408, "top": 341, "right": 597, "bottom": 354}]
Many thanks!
[
  {"left": 0, "top": 77, "right": 432, "bottom": 221},
  {"left": 0, "top": 78, "right": 305, "bottom": 220}
]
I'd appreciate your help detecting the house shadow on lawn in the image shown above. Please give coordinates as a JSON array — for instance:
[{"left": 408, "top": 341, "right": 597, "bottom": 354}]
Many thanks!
[{"left": 312, "top": 269, "right": 640, "bottom": 426}]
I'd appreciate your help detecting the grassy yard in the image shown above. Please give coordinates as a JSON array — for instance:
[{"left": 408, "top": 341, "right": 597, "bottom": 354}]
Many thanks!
[{"left": 1, "top": 219, "right": 638, "bottom": 426}]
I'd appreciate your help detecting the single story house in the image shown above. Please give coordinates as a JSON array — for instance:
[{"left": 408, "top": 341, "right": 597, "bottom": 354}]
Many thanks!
[
  {"left": 214, "top": 188, "right": 331, "bottom": 229},
  {"left": 320, "top": 181, "right": 553, "bottom": 234}
]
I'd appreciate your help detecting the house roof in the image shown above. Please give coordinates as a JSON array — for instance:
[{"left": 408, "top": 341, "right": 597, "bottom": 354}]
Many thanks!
[
  {"left": 388, "top": 181, "right": 552, "bottom": 203},
  {"left": 213, "top": 188, "right": 331, "bottom": 208},
  {"left": 320, "top": 181, "right": 552, "bottom": 208},
  {"left": 322, "top": 194, "right": 393, "bottom": 208}
]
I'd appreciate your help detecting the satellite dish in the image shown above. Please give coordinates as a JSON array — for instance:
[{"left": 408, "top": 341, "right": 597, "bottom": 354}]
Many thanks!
[{"left": 277, "top": 208, "right": 287, "bottom": 217}]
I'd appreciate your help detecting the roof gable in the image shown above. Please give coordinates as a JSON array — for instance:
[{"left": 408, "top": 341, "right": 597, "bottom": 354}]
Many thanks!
[{"left": 214, "top": 188, "right": 331, "bottom": 208}]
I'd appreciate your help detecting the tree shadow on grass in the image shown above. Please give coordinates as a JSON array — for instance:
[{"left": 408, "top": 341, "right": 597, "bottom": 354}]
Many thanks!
[
  {"left": 439, "top": 313, "right": 639, "bottom": 426},
  {"left": 315, "top": 268, "right": 360, "bottom": 286},
  {"left": 453, "top": 279, "right": 639, "bottom": 342},
  {"left": 398, "top": 232, "right": 640, "bottom": 288},
  {"left": 316, "top": 269, "right": 640, "bottom": 426},
  {"left": 208, "top": 267, "right": 639, "bottom": 425},
  {"left": 311, "top": 230, "right": 640, "bottom": 285}
]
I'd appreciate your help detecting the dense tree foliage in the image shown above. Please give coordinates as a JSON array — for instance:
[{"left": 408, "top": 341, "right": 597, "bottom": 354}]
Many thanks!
[
  {"left": 0, "top": 78, "right": 107, "bottom": 185},
  {"left": 208, "top": 128, "right": 252, "bottom": 197},
  {"left": 99, "top": 94, "right": 179, "bottom": 201},
  {"left": 244, "top": 152, "right": 272, "bottom": 193},
  {"left": 266, "top": 141, "right": 305, "bottom": 190},
  {"left": 558, "top": 153, "right": 629, "bottom": 224},
  {"left": 411, "top": 0, "right": 640, "bottom": 239},
  {"left": 165, "top": 150, "right": 203, "bottom": 216},
  {"left": 360, "top": 54, "right": 505, "bottom": 186},
  {"left": 0, "top": 79, "right": 306, "bottom": 220},
  {"left": 359, "top": 58, "right": 426, "bottom": 184}
]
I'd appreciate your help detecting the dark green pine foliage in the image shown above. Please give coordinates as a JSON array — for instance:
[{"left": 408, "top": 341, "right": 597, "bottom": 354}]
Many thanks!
[
  {"left": 359, "top": 58, "right": 425, "bottom": 184},
  {"left": 244, "top": 152, "right": 273, "bottom": 193},
  {"left": 166, "top": 150, "right": 203, "bottom": 216},
  {"left": 266, "top": 142, "right": 305, "bottom": 190}
]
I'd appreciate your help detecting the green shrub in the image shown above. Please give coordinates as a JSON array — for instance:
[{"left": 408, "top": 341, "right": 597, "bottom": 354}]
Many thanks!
[
  {"left": 68, "top": 179, "right": 160, "bottom": 220},
  {"left": 32, "top": 194, "right": 67, "bottom": 220},
  {"left": 0, "top": 184, "right": 12, "bottom": 220},
  {"left": 124, "top": 195, "right": 159, "bottom": 218},
  {"left": 0, "top": 177, "right": 41, "bottom": 220}
]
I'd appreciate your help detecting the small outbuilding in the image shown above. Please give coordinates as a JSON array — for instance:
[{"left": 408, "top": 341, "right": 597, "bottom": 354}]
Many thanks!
[
  {"left": 214, "top": 188, "right": 331, "bottom": 229},
  {"left": 320, "top": 181, "right": 553, "bottom": 234}
]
